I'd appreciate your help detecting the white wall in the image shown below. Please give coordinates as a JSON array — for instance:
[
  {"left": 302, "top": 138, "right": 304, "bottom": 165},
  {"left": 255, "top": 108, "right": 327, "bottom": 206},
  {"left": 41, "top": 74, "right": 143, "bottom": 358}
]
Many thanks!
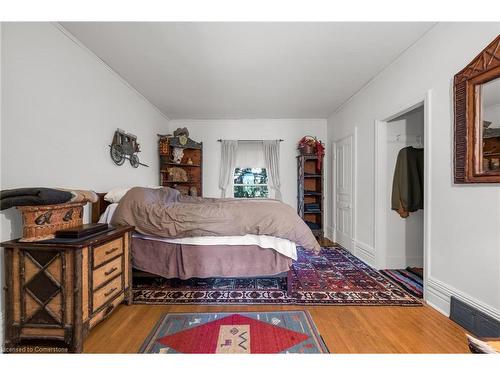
[
  {"left": 386, "top": 107, "right": 424, "bottom": 268},
  {"left": 1, "top": 22, "right": 170, "bottom": 240},
  {"left": 168, "top": 119, "right": 328, "bottom": 215},
  {"left": 0, "top": 23, "right": 169, "bottom": 346},
  {"left": 327, "top": 23, "right": 500, "bottom": 319}
]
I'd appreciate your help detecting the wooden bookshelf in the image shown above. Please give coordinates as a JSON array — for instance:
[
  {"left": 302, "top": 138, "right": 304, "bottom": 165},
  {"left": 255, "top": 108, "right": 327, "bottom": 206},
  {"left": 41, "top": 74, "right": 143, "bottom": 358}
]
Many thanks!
[
  {"left": 297, "top": 154, "right": 324, "bottom": 240},
  {"left": 158, "top": 135, "right": 203, "bottom": 196}
]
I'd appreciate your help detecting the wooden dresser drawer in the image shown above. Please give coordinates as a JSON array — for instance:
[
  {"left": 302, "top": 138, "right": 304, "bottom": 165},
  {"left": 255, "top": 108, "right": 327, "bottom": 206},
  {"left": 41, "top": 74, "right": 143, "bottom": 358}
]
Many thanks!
[
  {"left": 89, "top": 293, "right": 124, "bottom": 329},
  {"left": 93, "top": 276, "right": 122, "bottom": 312},
  {"left": 92, "top": 256, "right": 122, "bottom": 290},
  {"left": 2, "top": 226, "right": 134, "bottom": 353},
  {"left": 93, "top": 238, "right": 123, "bottom": 267}
]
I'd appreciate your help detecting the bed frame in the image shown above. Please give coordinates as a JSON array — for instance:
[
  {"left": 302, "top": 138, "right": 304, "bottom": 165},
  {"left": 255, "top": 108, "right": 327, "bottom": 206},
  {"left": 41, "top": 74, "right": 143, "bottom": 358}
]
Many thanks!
[{"left": 91, "top": 193, "right": 293, "bottom": 295}]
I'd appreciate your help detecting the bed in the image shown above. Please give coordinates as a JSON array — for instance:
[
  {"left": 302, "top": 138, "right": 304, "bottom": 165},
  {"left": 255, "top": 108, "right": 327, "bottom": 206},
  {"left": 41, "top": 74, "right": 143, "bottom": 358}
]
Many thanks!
[{"left": 91, "top": 187, "right": 320, "bottom": 294}]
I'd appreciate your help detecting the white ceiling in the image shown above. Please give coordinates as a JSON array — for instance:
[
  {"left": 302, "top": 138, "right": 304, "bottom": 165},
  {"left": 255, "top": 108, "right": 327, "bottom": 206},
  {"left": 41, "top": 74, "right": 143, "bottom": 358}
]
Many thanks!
[{"left": 61, "top": 22, "right": 435, "bottom": 119}]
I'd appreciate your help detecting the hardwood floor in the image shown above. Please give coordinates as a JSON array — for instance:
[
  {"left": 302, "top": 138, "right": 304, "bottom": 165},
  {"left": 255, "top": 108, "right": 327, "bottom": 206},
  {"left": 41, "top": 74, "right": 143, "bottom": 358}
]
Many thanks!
[
  {"left": 11, "top": 238, "right": 469, "bottom": 354},
  {"left": 84, "top": 238, "right": 468, "bottom": 354},
  {"left": 83, "top": 303, "right": 469, "bottom": 353}
]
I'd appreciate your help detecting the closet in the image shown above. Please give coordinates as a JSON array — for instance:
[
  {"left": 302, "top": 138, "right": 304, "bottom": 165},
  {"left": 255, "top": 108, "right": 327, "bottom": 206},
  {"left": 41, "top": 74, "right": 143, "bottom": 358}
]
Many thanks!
[{"left": 385, "top": 106, "right": 424, "bottom": 270}]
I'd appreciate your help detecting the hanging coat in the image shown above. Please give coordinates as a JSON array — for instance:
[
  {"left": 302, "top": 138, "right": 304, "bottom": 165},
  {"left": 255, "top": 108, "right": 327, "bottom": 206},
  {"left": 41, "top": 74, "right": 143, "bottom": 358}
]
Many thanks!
[{"left": 391, "top": 146, "right": 424, "bottom": 218}]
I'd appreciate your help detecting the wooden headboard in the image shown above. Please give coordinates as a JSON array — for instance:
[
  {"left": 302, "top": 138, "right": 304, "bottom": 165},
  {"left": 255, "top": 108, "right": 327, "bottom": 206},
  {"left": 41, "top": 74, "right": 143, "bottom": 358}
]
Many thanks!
[{"left": 91, "top": 193, "right": 110, "bottom": 223}]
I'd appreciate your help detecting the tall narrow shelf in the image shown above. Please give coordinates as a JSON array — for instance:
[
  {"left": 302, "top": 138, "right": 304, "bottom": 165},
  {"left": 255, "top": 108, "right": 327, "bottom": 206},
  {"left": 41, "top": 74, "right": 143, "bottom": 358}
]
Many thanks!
[
  {"left": 297, "top": 154, "right": 324, "bottom": 239},
  {"left": 158, "top": 135, "right": 203, "bottom": 196}
]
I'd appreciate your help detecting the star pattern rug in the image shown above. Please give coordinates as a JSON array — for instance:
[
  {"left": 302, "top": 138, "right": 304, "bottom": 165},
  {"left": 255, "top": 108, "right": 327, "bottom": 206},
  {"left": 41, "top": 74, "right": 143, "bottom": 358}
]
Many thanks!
[
  {"left": 133, "top": 246, "right": 422, "bottom": 306},
  {"left": 139, "top": 311, "right": 329, "bottom": 353}
]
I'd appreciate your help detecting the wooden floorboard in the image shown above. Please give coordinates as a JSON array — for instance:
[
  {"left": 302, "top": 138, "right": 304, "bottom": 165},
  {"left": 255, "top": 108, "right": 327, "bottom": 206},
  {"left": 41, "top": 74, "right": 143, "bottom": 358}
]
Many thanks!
[
  {"left": 12, "top": 238, "right": 469, "bottom": 353},
  {"left": 83, "top": 303, "right": 469, "bottom": 353},
  {"left": 84, "top": 236, "right": 467, "bottom": 354}
]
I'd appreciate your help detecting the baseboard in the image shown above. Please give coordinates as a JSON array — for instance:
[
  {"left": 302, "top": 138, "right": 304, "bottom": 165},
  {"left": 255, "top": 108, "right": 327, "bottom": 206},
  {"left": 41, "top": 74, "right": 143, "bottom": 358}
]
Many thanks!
[
  {"left": 353, "top": 240, "right": 376, "bottom": 267},
  {"left": 426, "top": 277, "right": 500, "bottom": 321},
  {"left": 425, "top": 279, "right": 451, "bottom": 315},
  {"left": 326, "top": 226, "right": 335, "bottom": 242}
]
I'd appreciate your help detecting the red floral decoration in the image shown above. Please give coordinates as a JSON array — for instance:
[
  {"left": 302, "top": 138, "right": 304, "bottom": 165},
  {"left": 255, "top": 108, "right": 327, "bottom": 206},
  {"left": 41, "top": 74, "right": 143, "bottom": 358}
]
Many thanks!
[{"left": 297, "top": 136, "right": 325, "bottom": 170}]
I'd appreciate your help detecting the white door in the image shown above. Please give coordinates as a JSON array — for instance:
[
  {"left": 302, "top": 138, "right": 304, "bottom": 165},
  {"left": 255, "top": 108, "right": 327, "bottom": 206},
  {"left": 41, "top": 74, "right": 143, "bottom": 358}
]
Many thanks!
[{"left": 334, "top": 135, "right": 354, "bottom": 251}]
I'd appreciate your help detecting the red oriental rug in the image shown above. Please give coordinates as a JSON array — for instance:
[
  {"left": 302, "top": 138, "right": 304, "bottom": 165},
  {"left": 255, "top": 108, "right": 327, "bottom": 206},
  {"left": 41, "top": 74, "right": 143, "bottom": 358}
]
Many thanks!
[
  {"left": 133, "top": 246, "right": 421, "bottom": 306},
  {"left": 139, "top": 311, "right": 328, "bottom": 354}
]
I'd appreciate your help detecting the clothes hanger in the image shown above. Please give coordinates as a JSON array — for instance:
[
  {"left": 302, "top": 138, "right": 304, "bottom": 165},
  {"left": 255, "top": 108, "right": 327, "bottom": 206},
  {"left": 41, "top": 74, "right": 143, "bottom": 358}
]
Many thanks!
[{"left": 414, "top": 135, "right": 424, "bottom": 149}]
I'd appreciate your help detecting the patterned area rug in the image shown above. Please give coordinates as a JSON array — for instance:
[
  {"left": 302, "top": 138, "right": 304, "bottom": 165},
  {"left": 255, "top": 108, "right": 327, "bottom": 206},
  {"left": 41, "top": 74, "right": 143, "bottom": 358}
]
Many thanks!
[
  {"left": 139, "top": 311, "right": 329, "bottom": 353},
  {"left": 379, "top": 267, "right": 424, "bottom": 298},
  {"left": 133, "top": 246, "right": 421, "bottom": 305}
]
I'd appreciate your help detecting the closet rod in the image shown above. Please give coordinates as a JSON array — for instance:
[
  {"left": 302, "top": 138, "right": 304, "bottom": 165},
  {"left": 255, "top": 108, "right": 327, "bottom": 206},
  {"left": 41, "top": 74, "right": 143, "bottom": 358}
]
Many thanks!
[{"left": 217, "top": 139, "right": 284, "bottom": 142}]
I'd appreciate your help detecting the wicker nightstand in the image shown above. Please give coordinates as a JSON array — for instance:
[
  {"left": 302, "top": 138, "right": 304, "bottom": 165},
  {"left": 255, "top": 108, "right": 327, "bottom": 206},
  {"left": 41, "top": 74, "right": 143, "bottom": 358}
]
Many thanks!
[{"left": 2, "top": 226, "right": 134, "bottom": 353}]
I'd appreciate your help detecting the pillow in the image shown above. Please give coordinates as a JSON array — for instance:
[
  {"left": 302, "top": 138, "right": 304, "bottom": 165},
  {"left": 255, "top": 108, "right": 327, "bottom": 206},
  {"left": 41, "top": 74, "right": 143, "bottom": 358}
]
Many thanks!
[
  {"left": 104, "top": 187, "right": 131, "bottom": 203},
  {"left": 104, "top": 186, "right": 163, "bottom": 203}
]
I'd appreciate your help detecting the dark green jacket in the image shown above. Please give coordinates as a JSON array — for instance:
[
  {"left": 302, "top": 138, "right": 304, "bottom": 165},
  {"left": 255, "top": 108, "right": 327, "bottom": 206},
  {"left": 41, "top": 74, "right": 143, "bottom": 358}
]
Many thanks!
[{"left": 391, "top": 146, "right": 424, "bottom": 214}]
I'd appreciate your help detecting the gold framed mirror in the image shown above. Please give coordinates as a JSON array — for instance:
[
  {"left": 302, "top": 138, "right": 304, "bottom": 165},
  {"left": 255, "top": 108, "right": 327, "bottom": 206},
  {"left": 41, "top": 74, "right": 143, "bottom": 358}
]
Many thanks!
[{"left": 454, "top": 34, "right": 500, "bottom": 183}]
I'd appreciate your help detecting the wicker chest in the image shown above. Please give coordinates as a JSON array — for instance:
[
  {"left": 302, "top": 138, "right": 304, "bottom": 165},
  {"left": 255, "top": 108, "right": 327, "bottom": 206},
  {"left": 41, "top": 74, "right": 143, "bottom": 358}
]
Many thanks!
[{"left": 1, "top": 226, "right": 134, "bottom": 353}]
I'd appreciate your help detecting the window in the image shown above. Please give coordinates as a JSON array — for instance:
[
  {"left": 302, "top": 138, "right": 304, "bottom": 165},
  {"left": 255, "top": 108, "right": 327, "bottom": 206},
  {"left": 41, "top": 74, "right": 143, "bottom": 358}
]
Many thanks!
[{"left": 233, "top": 168, "right": 269, "bottom": 198}]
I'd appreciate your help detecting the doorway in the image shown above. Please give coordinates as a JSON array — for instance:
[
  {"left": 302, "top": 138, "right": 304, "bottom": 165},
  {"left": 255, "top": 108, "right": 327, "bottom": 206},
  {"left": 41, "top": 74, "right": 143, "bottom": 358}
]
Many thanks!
[{"left": 374, "top": 92, "right": 431, "bottom": 301}]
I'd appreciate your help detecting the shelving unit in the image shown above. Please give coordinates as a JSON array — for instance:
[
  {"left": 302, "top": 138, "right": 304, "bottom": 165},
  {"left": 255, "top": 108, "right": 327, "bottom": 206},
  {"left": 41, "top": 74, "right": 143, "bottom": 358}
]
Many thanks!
[
  {"left": 158, "top": 135, "right": 203, "bottom": 196},
  {"left": 297, "top": 154, "right": 324, "bottom": 239}
]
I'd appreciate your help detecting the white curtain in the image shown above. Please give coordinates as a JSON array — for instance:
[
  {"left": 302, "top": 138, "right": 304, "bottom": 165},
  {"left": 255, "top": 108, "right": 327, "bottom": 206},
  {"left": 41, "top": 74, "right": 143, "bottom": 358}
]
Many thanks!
[
  {"left": 235, "top": 141, "right": 265, "bottom": 168},
  {"left": 263, "top": 140, "right": 283, "bottom": 201},
  {"left": 218, "top": 140, "right": 238, "bottom": 197}
]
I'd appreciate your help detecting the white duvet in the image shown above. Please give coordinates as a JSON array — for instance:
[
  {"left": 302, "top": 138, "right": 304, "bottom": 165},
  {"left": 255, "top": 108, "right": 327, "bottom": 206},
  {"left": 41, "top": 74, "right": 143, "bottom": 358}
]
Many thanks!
[{"left": 99, "top": 203, "right": 297, "bottom": 260}]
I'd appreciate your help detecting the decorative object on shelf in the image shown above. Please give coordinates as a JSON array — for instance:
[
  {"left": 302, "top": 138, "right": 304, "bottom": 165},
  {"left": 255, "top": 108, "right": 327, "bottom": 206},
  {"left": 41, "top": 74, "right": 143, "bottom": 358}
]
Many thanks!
[
  {"left": 167, "top": 167, "right": 188, "bottom": 182},
  {"left": 297, "top": 136, "right": 325, "bottom": 170},
  {"left": 189, "top": 186, "right": 198, "bottom": 197},
  {"left": 158, "top": 130, "right": 203, "bottom": 195},
  {"left": 297, "top": 154, "right": 324, "bottom": 240},
  {"left": 172, "top": 147, "right": 184, "bottom": 164},
  {"left": 109, "top": 128, "right": 149, "bottom": 168},
  {"left": 173, "top": 127, "right": 190, "bottom": 145},
  {"left": 157, "top": 133, "right": 173, "bottom": 154}
]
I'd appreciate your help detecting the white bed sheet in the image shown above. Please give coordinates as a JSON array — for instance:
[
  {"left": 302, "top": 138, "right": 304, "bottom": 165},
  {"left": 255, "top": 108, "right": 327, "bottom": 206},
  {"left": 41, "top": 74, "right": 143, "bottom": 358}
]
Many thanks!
[
  {"left": 133, "top": 233, "right": 297, "bottom": 260},
  {"left": 98, "top": 203, "right": 297, "bottom": 260},
  {"left": 98, "top": 203, "right": 119, "bottom": 224}
]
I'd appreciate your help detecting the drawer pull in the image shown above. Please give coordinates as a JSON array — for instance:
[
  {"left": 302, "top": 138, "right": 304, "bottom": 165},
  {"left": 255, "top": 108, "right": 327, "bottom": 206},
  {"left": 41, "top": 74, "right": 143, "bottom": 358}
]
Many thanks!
[
  {"left": 105, "top": 247, "right": 119, "bottom": 255},
  {"left": 104, "top": 267, "right": 118, "bottom": 276},
  {"left": 104, "top": 287, "right": 118, "bottom": 297}
]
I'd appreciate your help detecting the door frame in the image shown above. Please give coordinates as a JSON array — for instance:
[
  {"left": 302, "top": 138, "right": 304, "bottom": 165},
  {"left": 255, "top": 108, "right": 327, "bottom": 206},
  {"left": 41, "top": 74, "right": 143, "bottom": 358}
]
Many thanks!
[
  {"left": 374, "top": 90, "right": 432, "bottom": 302},
  {"left": 332, "top": 128, "right": 357, "bottom": 251}
]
